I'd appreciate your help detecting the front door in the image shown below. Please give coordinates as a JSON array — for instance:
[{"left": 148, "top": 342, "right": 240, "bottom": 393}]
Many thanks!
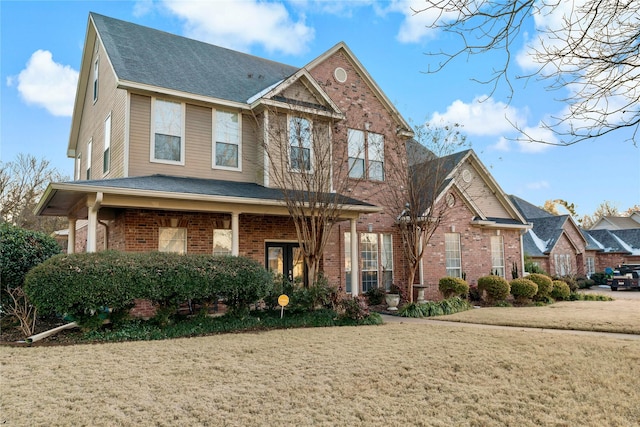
[{"left": 266, "top": 242, "right": 305, "bottom": 286}]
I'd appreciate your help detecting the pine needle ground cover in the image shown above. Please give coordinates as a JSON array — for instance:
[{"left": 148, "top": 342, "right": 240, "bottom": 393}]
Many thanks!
[{"left": 2, "top": 323, "right": 639, "bottom": 426}]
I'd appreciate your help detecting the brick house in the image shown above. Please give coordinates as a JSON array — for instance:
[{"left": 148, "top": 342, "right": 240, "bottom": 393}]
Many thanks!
[{"left": 36, "top": 13, "right": 530, "bottom": 299}]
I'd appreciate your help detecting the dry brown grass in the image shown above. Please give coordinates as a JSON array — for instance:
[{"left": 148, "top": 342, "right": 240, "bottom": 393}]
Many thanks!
[
  {"left": 441, "top": 299, "right": 640, "bottom": 334},
  {"left": 2, "top": 322, "right": 640, "bottom": 426}
]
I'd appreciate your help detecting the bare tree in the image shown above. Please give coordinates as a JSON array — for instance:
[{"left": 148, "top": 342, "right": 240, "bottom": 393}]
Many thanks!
[
  {"left": 384, "top": 122, "right": 468, "bottom": 301},
  {"left": 580, "top": 201, "right": 620, "bottom": 229},
  {"left": 0, "top": 153, "right": 68, "bottom": 234},
  {"left": 253, "top": 106, "right": 366, "bottom": 286},
  {"left": 542, "top": 199, "right": 578, "bottom": 217},
  {"left": 415, "top": 0, "right": 640, "bottom": 145}
]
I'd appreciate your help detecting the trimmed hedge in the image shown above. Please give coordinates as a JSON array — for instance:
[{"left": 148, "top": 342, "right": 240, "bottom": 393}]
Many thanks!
[
  {"left": 24, "top": 251, "right": 273, "bottom": 322},
  {"left": 527, "top": 273, "right": 553, "bottom": 299},
  {"left": 510, "top": 278, "right": 538, "bottom": 302},
  {"left": 438, "top": 277, "right": 469, "bottom": 299},
  {"left": 477, "top": 275, "right": 510, "bottom": 302},
  {"left": 551, "top": 280, "right": 571, "bottom": 300}
]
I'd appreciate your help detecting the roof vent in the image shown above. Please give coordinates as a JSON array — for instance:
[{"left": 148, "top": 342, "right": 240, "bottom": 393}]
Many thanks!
[{"left": 334, "top": 67, "right": 347, "bottom": 83}]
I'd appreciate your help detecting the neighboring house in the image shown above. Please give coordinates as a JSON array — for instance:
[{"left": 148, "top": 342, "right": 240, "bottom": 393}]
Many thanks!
[
  {"left": 590, "top": 213, "right": 640, "bottom": 230},
  {"left": 415, "top": 150, "right": 530, "bottom": 299},
  {"left": 584, "top": 229, "right": 640, "bottom": 269},
  {"left": 509, "top": 195, "right": 592, "bottom": 277},
  {"left": 35, "top": 13, "right": 530, "bottom": 299}
]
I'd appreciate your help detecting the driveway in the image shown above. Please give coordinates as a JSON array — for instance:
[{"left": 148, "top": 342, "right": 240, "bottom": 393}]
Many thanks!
[{"left": 582, "top": 285, "right": 640, "bottom": 300}]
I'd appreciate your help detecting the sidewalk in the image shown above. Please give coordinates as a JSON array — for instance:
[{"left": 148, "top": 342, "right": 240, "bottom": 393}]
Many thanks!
[{"left": 379, "top": 313, "right": 640, "bottom": 340}]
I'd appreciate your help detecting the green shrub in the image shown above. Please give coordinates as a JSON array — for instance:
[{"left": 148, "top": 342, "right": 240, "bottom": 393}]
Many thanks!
[
  {"left": 0, "top": 223, "right": 61, "bottom": 303},
  {"left": 527, "top": 273, "right": 553, "bottom": 300},
  {"left": 397, "top": 302, "right": 425, "bottom": 318},
  {"left": 398, "top": 297, "right": 471, "bottom": 318},
  {"left": 339, "top": 295, "right": 369, "bottom": 321},
  {"left": 24, "top": 251, "right": 273, "bottom": 328},
  {"left": 365, "top": 287, "right": 386, "bottom": 306},
  {"left": 590, "top": 272, "right": 607, "bottom": 287},
  {"left": 438, "top": 277, "right": 469, "bottom": 299},
  {"left": 524, "top": 257, "right": 546, "bottom": 274},
  {"left": 509, "top": 278, "right": 538, "bottom": 302},
  {"left": 554, "top": 275, "right": 578, "bottom": 292},
  {"left": 477, "top": 275, "right": 510, "bottom": 302},
  {"left": 576, "top": 276, "right": 594, "bottom": 290},
  {"left": 551, "top": 280, "right": 571, "bottom": 300}
]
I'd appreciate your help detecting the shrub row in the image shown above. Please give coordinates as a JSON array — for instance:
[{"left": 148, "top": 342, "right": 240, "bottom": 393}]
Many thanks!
[
  {"left": 398, "top": 297, "right": 471, "bottom": 318},
  {"left": 438, "top": 277, "right": 469, "bottom": 298},
  {"left": 24, "top": 251, "right": 273, "bottom": 322}
]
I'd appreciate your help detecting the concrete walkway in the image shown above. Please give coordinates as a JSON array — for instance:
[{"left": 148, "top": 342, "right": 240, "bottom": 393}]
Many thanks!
[{"left": 379, "top": 313, "right": 640, "bottom": 341}]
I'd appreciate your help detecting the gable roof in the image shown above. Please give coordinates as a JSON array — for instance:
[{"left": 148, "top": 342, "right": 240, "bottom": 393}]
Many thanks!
[
  {"left": 92, "top": 13, "right": 299, "bottom": 104},
  {"left": 509, "top": 195, "right": 554, "bottom": 220},
  {"left": 586, "top": 229, "right": 640, "bottom": 255},
  {"left": 591, "top": 215, "right": 640, "bottom": 230}
]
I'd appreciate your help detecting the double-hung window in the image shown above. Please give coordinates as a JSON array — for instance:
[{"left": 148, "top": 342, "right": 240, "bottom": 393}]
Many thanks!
[
  {"left": 86, "top": 139, "right": 92, "bottom": 180},
  {"left": 380, "top": 234, "right": 393, "bottom": 290},
  {"left": 586, "top": 256, "right": 595, "bottom": 277},
  {"left": 360, "top": 233, "right": 379, "bottom": 293},
  {"left": 445, "top": 233, "right": 462, "bottom": 277},
  {"left": 491, "top": 235, "right": 505, "bottom": 277},
  {"left": 152, "top": 99, "right": 184, "bottom": 164},
  {"left": 158, "top": 227, "right": 187, "bottom": 254},
  {"left": 347, "top": 128, "right": 384, "bottom": 180},
  {"left": 213, "top": 229, "right": 232, "bottom": 255},
  {"left": 93, "top": 57, "right": 99, "bottom": 103},
  {"left": 214, "top": 110, "right": 240, "bottom": 170},
  {"left": 289, "top": 116, "right": 312, "bottom": 172},
  {"left": 344, "top": 232, "right": 394, "bottom": 293},
  {"left": 103, "top": 114, "right": 111, "bottom": 174}
]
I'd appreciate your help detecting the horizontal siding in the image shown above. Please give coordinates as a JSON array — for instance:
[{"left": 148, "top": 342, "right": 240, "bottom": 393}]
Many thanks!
[
  {"left": 459, "top": 161, "right": 510, "bottom": 218},
  {"left": 127, "top": 94, "right": 258, "bottom": 182}
]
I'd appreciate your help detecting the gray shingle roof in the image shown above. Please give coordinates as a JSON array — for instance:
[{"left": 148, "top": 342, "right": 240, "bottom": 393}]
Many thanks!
[
  {"left": 509, "top": 195, "right": 553, "bottom": 220},
  {"left": 586, "top": 229, "right": 640, "bottom": 254},
  {"left": 92, "top": 13, "right": 299, "bottom": 103},
  {"left": 66, "top": 174, "right": 375, "bottom": 207}
]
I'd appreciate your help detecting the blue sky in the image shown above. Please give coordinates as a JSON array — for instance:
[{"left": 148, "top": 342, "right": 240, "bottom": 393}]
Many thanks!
[{"left": 1, "top": 0, "right": 638, "bottom": 218}]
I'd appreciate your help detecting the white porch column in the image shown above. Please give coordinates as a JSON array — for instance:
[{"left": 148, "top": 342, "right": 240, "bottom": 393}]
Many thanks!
[
  {"left": 231, "top": 212, "right": 240, "bottom": 256},
  {"left": 86, "top": 192, "right": 103, "bottom": 253},
  {"left": 67, "top": 217, "right": 76, "bottom": 254},
  {"left": 350, "top": 218, "right": 359, "bottom": 296}
]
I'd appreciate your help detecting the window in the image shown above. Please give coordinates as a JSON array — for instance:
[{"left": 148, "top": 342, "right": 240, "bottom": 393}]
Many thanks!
[
  {"left": 289, "top": 116, "right": 312, "bottom": 171},
  {"left": 554, "top": 254, "right": 572, "bottom": 276},
  {"left": 491, "top": 235, "right": 505, "bottom": 277},
  {"left": 103, "top": 114, "right": 111, "bottom": 174},
  {"left": 586, "top": 256, "right": 595, "bottom": 277},
  {"left": 381, "top": 234, "right": 393, "bottom": 290},
  {"left": 445, "top": 233, "right": 462, "bottom": 278},
  {"left": 152, "top": 99, "right": 183, "bottom": 163},
  {"left": 86, "top": 139, "right": 92, "bottom": 180},
  {"left": 348, "top": 129, "right": 365, "bottom": 178},
  {"left": 214, "top": 110, "right": 240, "bottom": 169},
  {"left": 158, "top": 227, "right": 186, "bottom": 254},
  {"left": 347, "top": 128, "right": 384, "bottom": 180},
  {"left": 93, "top": 57, "right": 99, "bottom": 103},
  {"left": 75, "top": 153, "right": 81, "bottom": 181},
  {"left": 361, "top": 233, "right": 378, "bottom": 292},
  {"left": 344, "top": 232, "right": 352, "bottom": 293},
  {"left": 213, "top": 229, "right": 232, "bottom": 255}
]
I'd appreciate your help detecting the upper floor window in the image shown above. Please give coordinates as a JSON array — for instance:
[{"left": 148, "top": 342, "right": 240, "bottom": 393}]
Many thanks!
[
  {"left": 289, "top": 116, "right": 312, "bottom": 172},
  {"left": 445, "top": 233, "right": 462, "bottom": 278},
  {"left": 86, "top": 139, "right": 92, "bottom": 180},
  {"left": 491, "top": 235, "right": 505, "bottom": 277},
  {"left": 151, "top": 99, "right": 184, "bottom": 164},
  {"left": 93, "top": 57, "right": 99, "bottom": 103},
  {"left": 214, "top": 110, "right": 240, "bottom": 170},
  {"left": 103, "top": 114, "right": 111, "bottom": 174},
  {"left": 348, "top": 129, "right": 384, "bottom": 181}
]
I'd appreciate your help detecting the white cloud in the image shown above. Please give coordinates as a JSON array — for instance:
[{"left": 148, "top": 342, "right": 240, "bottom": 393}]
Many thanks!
[
  {"left": 385, "top": 0, "right": 450, "bottom": 43},
  {"left": 160, "top": 0, "right": 314, "bottom": 55},
  {"left": 516, "top": 122, "right": 557, "bottom": 153},
  {"left": 430, "top": 96, "right": 527, "bottom": 137},
  {"left": 10, "top": 50, "right": 78, "bottom": 117},
  {"left": 526, "top": 180, "right": 550, "bottom": 190}
]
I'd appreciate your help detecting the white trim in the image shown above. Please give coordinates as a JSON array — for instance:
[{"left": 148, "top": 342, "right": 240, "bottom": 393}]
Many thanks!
[
  {"left": 263, "top": 111, "right": 270, "bottom": 187},
  {"left": 124, "top": 92, "right": 130, "bottom": 177},
  {"left": 103, "top": 112, "right": 111, "bottom": 176}
]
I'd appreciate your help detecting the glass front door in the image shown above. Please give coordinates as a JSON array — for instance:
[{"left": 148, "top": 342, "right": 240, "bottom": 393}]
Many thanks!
[{"left": 266, "top": 242, "right": 305, "bottom": 286}]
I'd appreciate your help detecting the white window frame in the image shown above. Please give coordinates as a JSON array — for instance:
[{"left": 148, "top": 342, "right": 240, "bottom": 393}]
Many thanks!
[
  {"left": 586, "top": 256, "right": 595, "bottom": 277},
  {"left": 213, "top": 229, "right": 232, "bottom": 256},
  {"left": 554, "top": 253, "right": 572, "bottom": 276},
  {"left": 103, "top": 113, "right": 111, "bottom": 175},
  {"left": 288, "top": 115, "right": 313, "bottom": 172},
  {"left": 491, "top": 235, "right": 505, "bottom": 277},
  {"left": 150, "top": 98, "right": 185, "bottom": 165},
  {"left": 213, "top": 110, "right": 241, "bottom": 171},
  {"left": 445, "top": 233, "right": 462, "bottom": 278},
  {"left": 158, "top": 227, "right": 187, "bottom": 254},
  {"left": 348, "top": 129, "right": 365, "bottom": 179},
  {"left": 86, "top": 139, "right": 92, "bottom": 180},
  {"left": 360, "top": 232, "right": 379, "bottom": 293},
  {"left": 93, "top": 57, "right": 99, "bottom": 103}
]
